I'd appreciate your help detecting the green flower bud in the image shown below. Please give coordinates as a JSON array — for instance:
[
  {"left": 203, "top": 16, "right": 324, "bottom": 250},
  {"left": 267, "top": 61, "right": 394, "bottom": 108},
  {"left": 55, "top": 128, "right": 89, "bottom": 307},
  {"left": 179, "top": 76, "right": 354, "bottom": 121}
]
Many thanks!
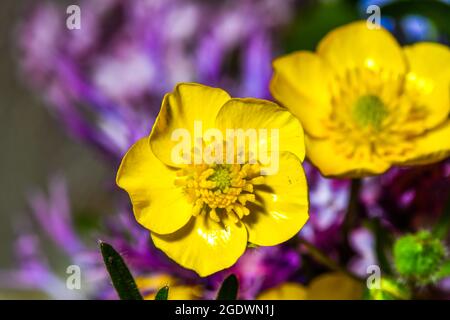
[
  {"left": 364, "top": 277, "right": 411, "bottom": 300},
  {"left": 393, "top": 230, "right": 446, "bottom": 284}
]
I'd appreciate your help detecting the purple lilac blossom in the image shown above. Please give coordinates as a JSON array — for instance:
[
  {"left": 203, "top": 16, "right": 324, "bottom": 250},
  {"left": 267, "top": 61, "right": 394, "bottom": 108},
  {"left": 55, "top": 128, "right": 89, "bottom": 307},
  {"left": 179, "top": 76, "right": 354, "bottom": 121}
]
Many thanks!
[
  {"left": 362, "top": 161, "right": 450, "bottom": 231},
  {"left": 0, "top": 232, "right": 85, "bottom": 299},
  {"left": 28, "top": 176, "right": 85, "bottom": 256},
  {"left": 18, "top": 0, "right": 295, "bottom": 158},
  {"left": 300, "top": 163, "right": 349, "bottom": 258},
  {"left": 348, "top": 227, "right": 377, "bottom": 277}
]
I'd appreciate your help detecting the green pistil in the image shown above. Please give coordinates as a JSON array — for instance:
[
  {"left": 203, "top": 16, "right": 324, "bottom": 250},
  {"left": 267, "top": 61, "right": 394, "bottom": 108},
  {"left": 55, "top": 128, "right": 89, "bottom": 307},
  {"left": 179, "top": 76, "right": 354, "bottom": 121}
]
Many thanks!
[
  {"left": 352, "top": 95, "right": 388, "bottom": 130},
  {"left": 210, "top": 165, "right": 232, "bottom": 191}
]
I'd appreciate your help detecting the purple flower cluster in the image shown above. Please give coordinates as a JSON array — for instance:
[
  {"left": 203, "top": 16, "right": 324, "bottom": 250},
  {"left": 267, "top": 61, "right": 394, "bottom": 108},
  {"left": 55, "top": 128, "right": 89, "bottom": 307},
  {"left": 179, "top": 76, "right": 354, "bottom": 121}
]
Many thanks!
[{"left": 18, "top": 0, "right": 294, "bottom": 158}]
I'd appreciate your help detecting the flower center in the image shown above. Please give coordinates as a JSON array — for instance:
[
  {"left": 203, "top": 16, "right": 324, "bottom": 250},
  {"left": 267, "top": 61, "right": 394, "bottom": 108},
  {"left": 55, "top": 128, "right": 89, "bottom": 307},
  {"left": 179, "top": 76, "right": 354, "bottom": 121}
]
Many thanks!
[
  {"left": 352, "top": 95, "right": 388, "bottom": 130},
  {"left": 209, "top": 165, "right": 232, "bottom": 191},
  {"left": 175, "top": 163, "right": 264, "bottom": 223}
]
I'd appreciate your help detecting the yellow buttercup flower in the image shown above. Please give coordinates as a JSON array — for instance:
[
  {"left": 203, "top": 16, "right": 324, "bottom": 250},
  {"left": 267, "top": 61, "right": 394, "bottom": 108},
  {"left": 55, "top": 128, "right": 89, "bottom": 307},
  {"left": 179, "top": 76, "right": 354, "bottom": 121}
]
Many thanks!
[
  {"left": 257, "top": 272, "right": 363, "bottom": 300},
  {"left": 270, "top": 21, "right": 450, "bottom": 177},
  {"left": 117, "top": 83, "right": 309, "bottom": 276}
]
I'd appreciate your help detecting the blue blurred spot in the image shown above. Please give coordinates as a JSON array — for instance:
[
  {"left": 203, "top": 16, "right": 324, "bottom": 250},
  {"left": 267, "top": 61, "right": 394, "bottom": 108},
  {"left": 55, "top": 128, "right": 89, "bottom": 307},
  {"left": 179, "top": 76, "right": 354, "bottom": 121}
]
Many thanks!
[{"left": 401, "top": 15, "right": 438, "bottom": 42}]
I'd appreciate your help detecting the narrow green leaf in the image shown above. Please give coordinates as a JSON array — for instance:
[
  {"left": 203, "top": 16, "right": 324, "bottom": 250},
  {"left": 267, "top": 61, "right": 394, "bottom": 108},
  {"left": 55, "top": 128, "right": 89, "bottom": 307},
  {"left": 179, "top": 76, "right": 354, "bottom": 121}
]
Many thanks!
[
  {"left": 216, "top": 274, "right": 239, "bottom": 300},
  {"left": 436, "top": 260, "right": 450, "bottom": 280},
  {"left": 100, "top": 241, "right": 143, "bottom": 300},
  {"left": 155, "top": 286, "right": 169, "bottom": 300}
]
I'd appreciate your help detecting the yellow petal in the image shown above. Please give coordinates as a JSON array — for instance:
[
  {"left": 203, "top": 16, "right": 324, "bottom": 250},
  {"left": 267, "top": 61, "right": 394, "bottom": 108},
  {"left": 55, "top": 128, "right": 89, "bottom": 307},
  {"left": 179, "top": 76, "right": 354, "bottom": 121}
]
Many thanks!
[
  {"left": 135, "top": 274, "right": 176, "bottom": 291},
  {"left": 243, "top": 152, "right": 309, "bottom": 246},
  {"left": 307, "top": 272, "right": 363, "bottom": 300},
  {"left": 144, "top": 285, "right": 202, "bottom": 300},
  {"left": 215, "top": 98, "right": 305, "bottom": 163},
  {"left": 317, "top": 21, "right": 406, "bottom": 76},
  {"left": 116, "top": 137, "right": 192, "bottom": 234},
  {"left": 270, "top": 51, "right": 333, "bottom": 138},
  {"left": 151, "top": 215, "right": 248, "bottom": 277},
  {"left": 305, "top": 136, "right": 391, "bottom": 177},
  {"left": 397, "top": 120, "right": 450, "bottom": 166},
  {"left": 257, "top": 283, "right": 307, "bottom": 300},
  {"left": 403, "top": 42, "right": 450, "bottom": 129},
  {"left": 150, "top": 83, "right": 231, "bottom": 167}
]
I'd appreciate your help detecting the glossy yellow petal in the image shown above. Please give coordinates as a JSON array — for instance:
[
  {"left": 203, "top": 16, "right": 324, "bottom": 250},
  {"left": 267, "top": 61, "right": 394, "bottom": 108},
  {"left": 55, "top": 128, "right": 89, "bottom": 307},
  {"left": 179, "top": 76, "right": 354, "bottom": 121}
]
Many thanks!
[
  {"left": 151, "top": 215, "right": 248, "bottom": 277},
  {"left": 403, "top": 42, "right": 450, "bottom": 129},
  {"left": 305, "top": 136, "right": 391, "bottom": 177},
  {"left": 317, "top": 21, "right": 406, "bottom": 76},
  {"left": 243, "top": 152, "right": 309, "bottom": 246},
  {"left": 307, "top": 272, "right": 363, "bottom": 300},
  {"left": 257, "top": 283, "right": 307, "bottom": 300},
  {"left": 397, "top": 120, "right": 450, "bottom": 166},
  {"left": 215, "top": 98, "right": 305, "bottom": 163},
  {"left": 150, "top": 83, "right": 231, "bottom": 167},
  {"left": 270, "top": 51, "right": 332, "bottom": 138},
  {"left": 116, "top": 137, "right": 192, "bottom": 234}
]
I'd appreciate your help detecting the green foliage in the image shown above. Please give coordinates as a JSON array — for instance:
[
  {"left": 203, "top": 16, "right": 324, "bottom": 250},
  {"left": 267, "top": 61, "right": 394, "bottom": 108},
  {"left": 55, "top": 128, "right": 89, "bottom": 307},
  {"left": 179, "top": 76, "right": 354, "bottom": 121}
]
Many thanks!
[
  {"left": 216, "top": 274, "right": 239, "bottom": 300},
  {"left": 155, "top": 286, "right": 169, "bottom": 300},
  {"left": 364, "top": 277, "right": 411, "bottom": 300},
  {"left": 282, "top": 0, "right": 359, "bottom": 53},
  {"left": 435, "top": 260, "right": 450, "bottom": 281},
  {"left": 393, "top": 231, "right": 446, "bottom": 284},
  {"left": 100, "top": 241, "right": 143, "bottom": 300}
]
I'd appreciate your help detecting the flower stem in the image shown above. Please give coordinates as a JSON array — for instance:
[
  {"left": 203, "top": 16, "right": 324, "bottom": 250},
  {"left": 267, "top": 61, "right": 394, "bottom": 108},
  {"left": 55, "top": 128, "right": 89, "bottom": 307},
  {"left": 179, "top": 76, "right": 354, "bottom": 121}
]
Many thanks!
[
  {"left": 342, "top": 178, "right": 362, "bottom": 241},
  {"left": 298, "top": 238, "right": 363, "bottom": 282}
]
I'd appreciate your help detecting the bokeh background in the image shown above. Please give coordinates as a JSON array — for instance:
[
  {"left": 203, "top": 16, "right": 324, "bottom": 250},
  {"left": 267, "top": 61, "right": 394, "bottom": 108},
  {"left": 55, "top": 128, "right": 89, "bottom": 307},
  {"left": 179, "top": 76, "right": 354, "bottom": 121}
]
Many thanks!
[
  {"left": 0, "top": 0, "right": 113, "bottom": 298},
  {"left": 0, "top": 0, "right": 448, "bottom": 299}
]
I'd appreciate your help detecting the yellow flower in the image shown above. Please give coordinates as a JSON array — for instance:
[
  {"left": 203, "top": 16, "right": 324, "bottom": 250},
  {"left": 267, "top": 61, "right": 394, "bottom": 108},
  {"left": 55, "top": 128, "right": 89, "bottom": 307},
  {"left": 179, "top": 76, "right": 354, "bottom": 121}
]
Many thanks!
[
  {"left": 117, "top": 83, "right": 309, "bottom": 276},
  {"left": 257, "top": 283, "right": 308, "bottom": 300},
  {"left": 270, "top": 21, "right": 450, "bottom": 177},
  {"left": 135, "top": 274, "right": 202, "bottom": 300},
  {"left": 257, "top": 272, "right": 363, "bottom": 300}
]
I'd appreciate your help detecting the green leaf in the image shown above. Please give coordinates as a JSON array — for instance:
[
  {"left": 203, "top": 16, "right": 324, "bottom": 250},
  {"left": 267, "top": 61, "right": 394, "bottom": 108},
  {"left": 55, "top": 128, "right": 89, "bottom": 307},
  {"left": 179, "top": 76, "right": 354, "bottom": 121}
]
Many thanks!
[
  {"left": 381, "top": 0, "right": 450, "bottom": 36},
  {"left": 100, "top": 241, "right": 143, "bottom": 300},
  {"left": 216, "top": 274, "right": 239, "bottom": 300},
  {"left": 436, "top": 260, "right": 450, "bottom": 280},
  {"left": 155, "top": 286, "right": 169, "bottom": 300}
]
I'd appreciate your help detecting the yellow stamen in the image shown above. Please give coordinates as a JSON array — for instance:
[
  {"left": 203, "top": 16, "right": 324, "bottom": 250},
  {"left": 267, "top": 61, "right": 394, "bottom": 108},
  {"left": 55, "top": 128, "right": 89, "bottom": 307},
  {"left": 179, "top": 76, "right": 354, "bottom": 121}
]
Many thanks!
[{"left": 175, "top": 159, "right": 264, "bottom": 224}]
